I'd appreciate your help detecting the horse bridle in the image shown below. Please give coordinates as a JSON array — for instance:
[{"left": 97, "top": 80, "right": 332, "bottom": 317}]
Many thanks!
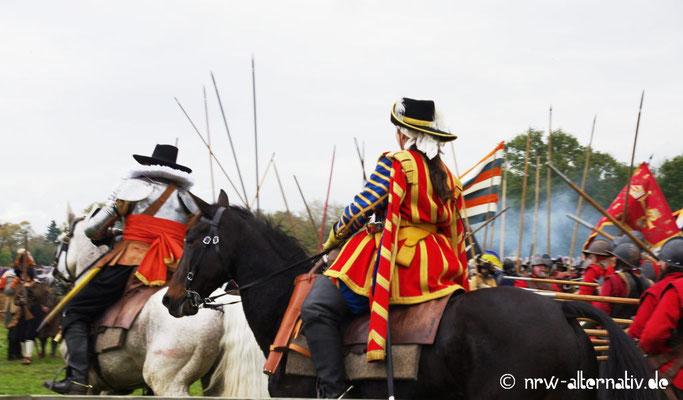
[
  {"left": 183, "top": 206, "right": 328, "bottom": 309},
  {"left": 52, "top": 216, "right": 85, "bottom": 282}
]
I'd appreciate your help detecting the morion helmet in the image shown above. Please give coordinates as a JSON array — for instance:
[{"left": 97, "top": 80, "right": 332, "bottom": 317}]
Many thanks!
[
  {"left": 607, "top": 242, "right": 641, "bottom": 269},
  {"left": 583, "top": 239, "right": 613, "bottom": 257},
  {"left": 660, "top": 237, "right": 683, "bottom": 269}
]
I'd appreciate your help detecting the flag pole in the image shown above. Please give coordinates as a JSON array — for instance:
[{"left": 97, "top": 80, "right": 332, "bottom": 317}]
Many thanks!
[
  {"left": 499, "top": 149, "right": 508, "bottom": 258},
  {"left": 482, "top": 172, "right": 495, "bottom": 252},
  {"left": 569, "top": 115, "right": 596, "bottom": 260},
  {"left": 622, "top": 91, "right": 645, "bottom": 228},
  {"left": 317, "top": 146, "right": 336, "bottom": 252},
  {"left": 532, "top": 155, "right": 541, "bottom": 255},
  {"left": 548, "top": 162, "right": 657, "bottom": 259},
  {"left": 204, "top": 86, "right": 216, "bottom": 203},
  {"left": 450, "top": 143, "right": 478, "bottom": 259},
  {"left": 546, "top": 106, "right": 552, "bottom": 255},
  {"left": 516, "top": 131, "right": 532, "bottom": 273},
  {"left": 211, "top": 72, "right": 250, "bottom": 207},
  {"left": 251, "top": 56, "right": 260, "bottom": 214}
]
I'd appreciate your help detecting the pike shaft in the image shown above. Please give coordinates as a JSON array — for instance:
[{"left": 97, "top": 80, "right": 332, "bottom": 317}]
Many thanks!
[
  {"left": 516, "top": 131, "right": 532, "bottom": 273},
  {"left": 622, "top": 91, "right": 645, "bottom": 226},
  {"left": 569, "top": 115, "right": 596, "bottom": 259}
]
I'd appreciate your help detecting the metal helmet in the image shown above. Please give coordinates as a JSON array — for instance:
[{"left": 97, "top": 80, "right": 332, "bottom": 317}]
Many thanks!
[
  {"left": 660, "top": 237, "right": 683, "bottom": 269},
  {"left": 614, "top": 230, "right": 646, "bottom": 246},
  {"left": 503, "top": 257, "right": 516, "bottom": 272},
  {"left": 530, "top": 254, "right": 553, "bottom": 268},
  {"left": 607, "top": 242, "right": 641, "bottom": 269},
  {"left": 583, "top": 239, "right": 613, "bottom": 257}
]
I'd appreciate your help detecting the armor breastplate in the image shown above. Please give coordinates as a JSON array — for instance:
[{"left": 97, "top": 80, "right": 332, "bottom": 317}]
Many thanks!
[{"left": 127, "top": 180, "right": 194, "bottom": 223}]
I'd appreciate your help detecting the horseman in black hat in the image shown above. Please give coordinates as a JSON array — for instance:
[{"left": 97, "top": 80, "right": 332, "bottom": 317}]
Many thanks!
[{"left": 44, "top": 144, "right": 197, "bottom": 394}]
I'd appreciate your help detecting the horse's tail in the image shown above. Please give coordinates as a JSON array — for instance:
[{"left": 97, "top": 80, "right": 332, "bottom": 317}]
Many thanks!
[
  {"left": 207, "top": 296, "right": 270, "bottom": 398},
  {"left": 561, "top": 301, "right": 656, "bottom": 400}
]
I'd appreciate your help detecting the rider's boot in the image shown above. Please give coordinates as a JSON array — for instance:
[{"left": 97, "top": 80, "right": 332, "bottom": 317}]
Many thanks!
[
  {"left": 43, "top": 321, "right": 91, "bottom": 395},
  {"left": 301, "top": 277, "right": 350, "bottom": 398}
]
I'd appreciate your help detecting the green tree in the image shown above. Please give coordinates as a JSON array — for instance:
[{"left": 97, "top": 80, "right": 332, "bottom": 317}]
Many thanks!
[
  {"left": 46, "top": 220, "right": 61, "bottom": 242},
  {"left": 656, "top": 154, "right": 683, "bottom": 211}
]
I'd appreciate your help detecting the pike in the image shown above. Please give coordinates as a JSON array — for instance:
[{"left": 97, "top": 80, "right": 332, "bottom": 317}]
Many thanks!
[
  {"left": 622, "top": 91, "right": 645, "bottom": 227},
  {"left": 249, "top": 153, "right": 275, "bottom": 209},
  {"left": 450, "top": 143, "right": 477, "bottom": 260},
  {"left": 294, "top": 174, "right": 318, "bottom": 233},
  {"left": 464, "top": 206, "right": 511, "bottom": 240},
  {"left": 516, "top": 131, "right": 532, "bottom": 273},
  {"left": 272, "top": 160, "right": 298, "bottom": 236},
  {"left": 546, "top": 106, "right": 552, "bottom": 255},
  {"left": 521, "top": 287, "right": 641, "bottom": 304},
  {"left": 566, "top": 213, "right": 659, "bottom": 265},
  {"left": 175, "top": 97, "right": 247, "bottom": 206},
  {"left": 211, "top": 72, "right": 250, "bottom": 206},
  {"left": 532, "top": 156, "right": 541, "bottom": 255},
  {"left": 317, "top": 146, "right": 336, "bottom": 252},
  {"left": 569, "top": 115, "right": 597, "bottom": 259},
  {"left": 204, "top": 86, "right": 216, "bottom": 202},
  {"left": 502, "top": 276, "right": 598, "bottom": 287},
  {"left": 499, "top": 150, "right": 508, "bottom": 258},
  {"left": 548, "top": 162, "right": 658, "bottom": 260},
  {"left": 251, "top": 56, "right": 261, "bottom": 213},
  {"left": 353, "top": 137, "right": 367, "bottom": 185}
]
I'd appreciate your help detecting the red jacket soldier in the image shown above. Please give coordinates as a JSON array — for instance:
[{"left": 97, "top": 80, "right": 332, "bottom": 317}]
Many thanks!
[{"left": 578, "top": 239, "right": 614, "bottom": 296}]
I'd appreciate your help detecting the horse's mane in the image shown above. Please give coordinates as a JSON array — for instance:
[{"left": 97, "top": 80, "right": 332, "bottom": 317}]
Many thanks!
[{"left": 225, "top": 205, "right": 309, "bottom": 262}]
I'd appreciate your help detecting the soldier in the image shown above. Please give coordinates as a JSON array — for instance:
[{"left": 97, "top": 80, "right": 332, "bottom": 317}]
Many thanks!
[
  {"left": 302, "top": 98, "right": 468, "bottom": 398},
  {"left": 578, "top": 239, "right": 614, "bottom": 296},
  {"left": 470, "top": 253, "right": 501, "bottom": 290},
  {"left": 12, "top": 266, "right": 50, "bottom": 365},
  {"left": 639, "top": 237, "right": 683, "bottom": 396},
  {"left": 44, "top": 144, "right": 196, "bottom": 394},
  {"left": 595, "top": 242, "right": 652, "bottom": 318},
  {"left": 514, "top": 254, "right": 560, "bottom": 291},
  {"left": 630, "top": 237, "right": 683, "bottom": 341}
]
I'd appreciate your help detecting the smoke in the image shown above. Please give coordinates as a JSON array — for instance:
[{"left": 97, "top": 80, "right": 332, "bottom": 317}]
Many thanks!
[{"left": 473, "top": 188, "right": 620, "bottom": 260}]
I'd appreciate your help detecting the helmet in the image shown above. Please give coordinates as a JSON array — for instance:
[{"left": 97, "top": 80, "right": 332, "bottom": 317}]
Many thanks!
[
  {"left": 660, "top": 237, "right": 683, "bottom": 268},
  {"left": 503, "top": 258, "right": 516, "bottom": 272},
  {"left": 614, "top": 231, "right": 646, "bottom": 246},
  {"left": 530, "top": 254, "right": 553, "bottom": 268},
  {"left": 583, "top": 239, "right": 613, "bottom": 257},
  {"left": 607, "top": 242, "right": 641, "bottom": 269},
  {"left": 480, "top": 253, "right": 502, "bottom": 270}
]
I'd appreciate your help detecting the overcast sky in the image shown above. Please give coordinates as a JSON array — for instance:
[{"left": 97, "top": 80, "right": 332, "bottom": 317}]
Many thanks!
[{"left": 1, "top": 0, "right": 682, "bottom": 234}]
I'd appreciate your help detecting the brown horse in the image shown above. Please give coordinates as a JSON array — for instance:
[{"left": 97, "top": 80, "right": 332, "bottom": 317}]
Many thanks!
[{"left": 164, "top": 191, "right": 656, "bottom": 400}]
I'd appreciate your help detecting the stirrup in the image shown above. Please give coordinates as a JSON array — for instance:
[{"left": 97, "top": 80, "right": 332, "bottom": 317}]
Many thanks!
[
  {"left": 69, "top": 380, "right": 93, "bottom": 389},
  {"left": 337, "top": 385, "right": 354, "bottom": 399}
]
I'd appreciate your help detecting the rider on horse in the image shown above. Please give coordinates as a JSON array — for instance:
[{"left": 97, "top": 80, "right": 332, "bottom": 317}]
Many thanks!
[
  {"left": 301, "top": 98, "right": 468, "bottom": 398},
  {"left": 44, "top": 144, "right": 197, "bottom": 394}
]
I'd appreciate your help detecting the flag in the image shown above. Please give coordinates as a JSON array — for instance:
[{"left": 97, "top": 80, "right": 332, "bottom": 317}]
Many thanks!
[
  {"left": 460, "top": 141, "right": 504, "bottom": 224},
  {"left": 674, "top": 208, "right": 683, "bottom": 233},
  {"left": 583, "top": 163, "right": 682, "bottom": 251}
]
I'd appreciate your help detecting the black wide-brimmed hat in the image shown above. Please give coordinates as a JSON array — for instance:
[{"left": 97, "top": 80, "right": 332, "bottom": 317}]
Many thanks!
[
  {"left": 390, "top": 98, "right": 457, "bottom": 142},
  {"left": 133, "top": 144, "right": 192, "bottom": 173}
]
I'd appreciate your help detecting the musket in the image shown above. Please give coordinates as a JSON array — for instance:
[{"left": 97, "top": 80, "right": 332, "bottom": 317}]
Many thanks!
[
  {"left": 547, "top": 162, "right": 658, "bottom": 260},
  {"left": 502, "top": 276, "right": 598, "bottom": 287},
  {"left": 566, "top": 213, "right": 659, "bottom": 265},
  {"left": 464, "top": 207, "right": 511, "bottom": 241}
]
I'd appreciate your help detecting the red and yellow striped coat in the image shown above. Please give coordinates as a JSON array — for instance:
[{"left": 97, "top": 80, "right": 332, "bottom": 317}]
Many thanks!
[{"left": 324, "top": 150, "right": 468, "bottom": 360}]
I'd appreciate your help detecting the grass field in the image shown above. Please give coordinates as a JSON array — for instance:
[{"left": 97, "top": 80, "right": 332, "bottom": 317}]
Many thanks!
[{"left": 0, "top": 323, "right": 202, "bottom": 395}]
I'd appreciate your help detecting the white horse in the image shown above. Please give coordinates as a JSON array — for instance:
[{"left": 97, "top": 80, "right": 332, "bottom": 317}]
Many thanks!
[{"left": 56, "top": 206, "right": 268, "bottom": 397}]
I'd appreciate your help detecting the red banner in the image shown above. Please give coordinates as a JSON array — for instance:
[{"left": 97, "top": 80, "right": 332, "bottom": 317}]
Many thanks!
[{"left": 584, "top": 163, "right": 682, "bottom": 250}]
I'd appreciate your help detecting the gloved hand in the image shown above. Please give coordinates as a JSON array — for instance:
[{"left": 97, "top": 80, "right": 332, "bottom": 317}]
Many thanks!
[{"left": 322, "top": 228, "right": 342, "bottom": 252}]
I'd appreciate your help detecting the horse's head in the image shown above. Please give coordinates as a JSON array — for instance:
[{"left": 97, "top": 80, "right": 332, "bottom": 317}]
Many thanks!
[
  {"left": 164, "top": 190, "right": 235, "bottom": 318},
  {"left": 54, "top": 206, "right": 84, "bottom": 282}
]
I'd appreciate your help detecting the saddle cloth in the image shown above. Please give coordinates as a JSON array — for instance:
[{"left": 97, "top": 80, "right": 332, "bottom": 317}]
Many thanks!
[
  {"left": 94, "top": 268, "right": 169, "bottom": 353},
  {"left": 265, "top": 273, "right": 454, "bottom": 380}
]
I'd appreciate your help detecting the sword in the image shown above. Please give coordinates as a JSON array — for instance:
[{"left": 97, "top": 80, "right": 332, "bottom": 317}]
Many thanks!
[{"left": 37, "top": 265, "right": 102, "bottom": 332}]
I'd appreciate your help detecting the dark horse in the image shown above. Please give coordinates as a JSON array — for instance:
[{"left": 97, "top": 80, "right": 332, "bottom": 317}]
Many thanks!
[{"left": 164, "top": 191, "right": 655, "bottom": 400}]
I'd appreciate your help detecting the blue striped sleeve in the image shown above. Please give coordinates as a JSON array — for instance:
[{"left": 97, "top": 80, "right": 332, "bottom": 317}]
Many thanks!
[{"left": 333, "top": 155, "right": 392, "bottom": 240}]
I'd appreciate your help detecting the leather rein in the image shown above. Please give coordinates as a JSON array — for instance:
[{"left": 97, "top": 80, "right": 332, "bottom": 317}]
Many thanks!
[
  {"left": 184, "top": 206, "right": 328, "bottom": 309},
  {"left": 52, "top": 216, "right": 86, "bottom": 283}
]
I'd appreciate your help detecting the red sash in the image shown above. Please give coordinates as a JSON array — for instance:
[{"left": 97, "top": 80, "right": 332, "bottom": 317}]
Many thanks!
[{"left": 123, "top": 214, "right": 187, "bottom": 286}]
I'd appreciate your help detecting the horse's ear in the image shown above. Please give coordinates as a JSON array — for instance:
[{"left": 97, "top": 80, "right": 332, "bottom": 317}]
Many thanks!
[
  {"left": 217, "top": 190, "right": 229, "bottom": 207},
  {"left": 67, "top": 203, "right": 75, "bottom": 224},
  {"left": 189, "top": 192, "right": 212, "bottom": 216}
]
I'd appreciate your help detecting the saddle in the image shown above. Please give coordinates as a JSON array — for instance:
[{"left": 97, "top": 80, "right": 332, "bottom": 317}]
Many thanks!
[
  {"left": 94, "top": 268, "right": 170, "bottom": 353},
  {"left": 265, "top": 273, "right": 453, "bottom": 381}
]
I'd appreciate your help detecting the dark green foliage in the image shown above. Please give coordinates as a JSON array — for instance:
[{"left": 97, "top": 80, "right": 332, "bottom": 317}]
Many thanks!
[{"left": 656, "top": 154, "right": 683, "bottom": 211}]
